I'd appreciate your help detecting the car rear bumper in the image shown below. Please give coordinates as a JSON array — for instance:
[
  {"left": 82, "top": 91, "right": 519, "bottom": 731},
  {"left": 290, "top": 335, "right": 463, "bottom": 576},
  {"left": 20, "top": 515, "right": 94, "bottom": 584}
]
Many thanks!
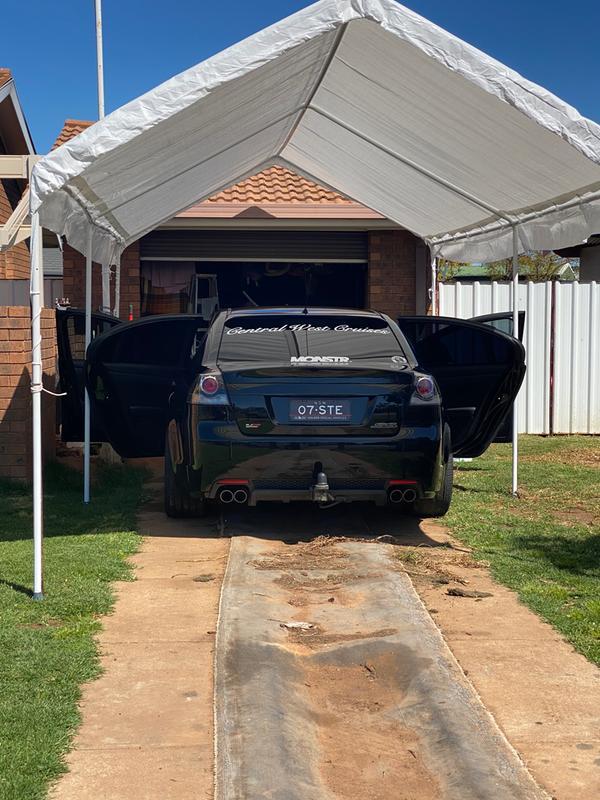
[{"left": 187, "top": 422, "right": 444, "bottom": 502}]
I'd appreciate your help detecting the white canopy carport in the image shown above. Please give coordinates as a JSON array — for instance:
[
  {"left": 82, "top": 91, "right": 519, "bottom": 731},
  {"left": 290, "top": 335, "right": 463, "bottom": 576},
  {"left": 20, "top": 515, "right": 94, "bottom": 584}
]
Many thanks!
[{"left": 28, "top": 0, "right": 600, "bottom": 597}]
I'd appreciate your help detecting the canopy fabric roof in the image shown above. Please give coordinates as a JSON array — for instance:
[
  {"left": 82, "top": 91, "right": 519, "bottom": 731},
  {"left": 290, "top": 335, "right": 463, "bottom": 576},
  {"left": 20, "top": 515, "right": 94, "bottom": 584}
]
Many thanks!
[{"left": 30, "top": 0, "right": 600, "bottom": 264}]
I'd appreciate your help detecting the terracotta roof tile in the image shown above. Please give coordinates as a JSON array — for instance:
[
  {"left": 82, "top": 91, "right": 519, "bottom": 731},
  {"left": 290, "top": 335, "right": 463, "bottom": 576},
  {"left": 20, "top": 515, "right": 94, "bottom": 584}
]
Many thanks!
[
  {"left": 206, "top": 166, "right": 355, "bottom": 205},
  {"left": 52, "top": 119, "right": 94, "bottom": 150},
  {"left": 0, "top": 68, "right": 12, "bottom": 88}
]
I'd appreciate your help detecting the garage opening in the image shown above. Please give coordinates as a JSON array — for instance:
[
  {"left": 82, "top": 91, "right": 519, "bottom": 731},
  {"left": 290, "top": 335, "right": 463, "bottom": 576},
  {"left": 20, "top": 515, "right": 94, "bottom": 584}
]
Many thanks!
[
  {"left": 139, "top": 229, "right": 368, "bottom": 318},
  {"left": 140, "top": 260, "right": 367, "bottom": 316}
]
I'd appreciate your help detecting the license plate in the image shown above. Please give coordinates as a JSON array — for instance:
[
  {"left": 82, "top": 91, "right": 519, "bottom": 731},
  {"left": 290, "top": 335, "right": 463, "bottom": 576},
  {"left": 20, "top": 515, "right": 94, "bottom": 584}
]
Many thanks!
[{"left": 289, "top": 399, "right": 352, "bottom": 423}]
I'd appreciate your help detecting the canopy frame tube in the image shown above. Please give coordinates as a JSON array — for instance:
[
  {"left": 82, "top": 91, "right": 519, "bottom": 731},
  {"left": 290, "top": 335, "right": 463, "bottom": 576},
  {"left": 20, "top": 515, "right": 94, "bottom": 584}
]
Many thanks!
[
  {"left": 30, "top": 210, "right": 44, "bottom": 600},
  {"left": 84, "top": 227, "right": 93, "bottom": 504},
  {"left": 512, "top": 225, "right": 520, "bottom": 496}
]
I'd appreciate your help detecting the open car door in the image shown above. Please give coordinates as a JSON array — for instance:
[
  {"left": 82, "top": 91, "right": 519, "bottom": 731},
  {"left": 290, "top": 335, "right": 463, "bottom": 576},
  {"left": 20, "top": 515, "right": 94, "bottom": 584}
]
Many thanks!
[
  {"left": 56, "top": 308, "right": 121, "bottom": 442},
  {"left": 470, "top": 311, "right": 526, "bottom": 443},
  {"left": 85, "top": 315, "right": 208, "bottom": 457},
  {"left": 397, "top": 316, "right": 525, "bottom": 458}
]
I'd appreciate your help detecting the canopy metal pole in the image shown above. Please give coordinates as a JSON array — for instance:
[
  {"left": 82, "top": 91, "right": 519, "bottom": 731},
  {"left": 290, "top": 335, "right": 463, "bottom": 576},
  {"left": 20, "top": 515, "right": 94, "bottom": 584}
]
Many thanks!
[
  {"left": 30, "top": 210, "right": 44, "bottom": 599},
  {"left": 84, "top": 227, "right": 93, "bottom": 503},
  {"left": 431, "top": 254, "right": 438, "bottom": 315},
  {"left": 512, "top": 226, "right": 520, "bottom": 497},
  {"left": 113, "top": 250, "right": 121, "bottom": 318}
]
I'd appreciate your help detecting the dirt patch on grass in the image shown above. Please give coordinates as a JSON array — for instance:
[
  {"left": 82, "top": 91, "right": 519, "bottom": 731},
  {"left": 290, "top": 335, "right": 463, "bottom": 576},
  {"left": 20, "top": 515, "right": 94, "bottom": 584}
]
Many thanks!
[
  {"left": 523, "top": 449, "right": 600, "bottom": 468},
  {"left": 554, "top": 507, "right": 598, "bottom": 527}
]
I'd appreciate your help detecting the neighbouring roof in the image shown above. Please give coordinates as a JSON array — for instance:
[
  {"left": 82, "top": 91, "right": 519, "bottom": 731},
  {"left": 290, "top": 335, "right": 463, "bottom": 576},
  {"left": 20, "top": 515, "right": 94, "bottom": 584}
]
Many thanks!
[
  {"left": 556, "top": 234, "right": 600, "bottom": 258},
  {"left": 54, "top": 122, "right": 382, "bottom": 220},
  {"left": 52, "top": 119, "right": 95, "bottom": 150},
  {"left": 0, "top": 68, "right": 35, "bottom": 154}
]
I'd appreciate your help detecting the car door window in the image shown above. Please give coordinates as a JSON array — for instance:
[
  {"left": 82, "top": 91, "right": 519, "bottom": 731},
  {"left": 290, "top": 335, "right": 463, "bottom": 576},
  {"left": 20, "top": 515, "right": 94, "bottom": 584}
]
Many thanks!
[
  {"left": 398, "top": 316, "right": 525, "bottom": 458},
  {"left": 86, "top": 316, "right": 207, "bottom": 457}
]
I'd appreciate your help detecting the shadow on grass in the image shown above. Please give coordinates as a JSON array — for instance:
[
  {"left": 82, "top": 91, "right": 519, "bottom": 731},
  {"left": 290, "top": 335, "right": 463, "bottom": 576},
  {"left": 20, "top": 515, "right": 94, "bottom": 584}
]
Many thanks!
[
  {"left": 0, "top": 578, "right": 33, "bottom": 597},
  {"left": 511, "top": 531, "right": 600, "bottom": 578},
  {"left": 0, "top": 460, "right": 147, "bottom": 544}
]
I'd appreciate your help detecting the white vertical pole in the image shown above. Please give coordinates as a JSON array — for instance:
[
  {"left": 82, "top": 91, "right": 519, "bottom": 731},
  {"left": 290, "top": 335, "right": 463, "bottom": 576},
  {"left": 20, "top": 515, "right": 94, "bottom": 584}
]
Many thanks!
[
  {"left": 512, "top": 225, "right": 519, "bottom": 497},
  {"left": 431, "top": 254, "right": 437, "bottom": 315},
  {"left": 113, "top": 249, "right": 121, "bottom": 318},
  {"left": 95, "top": 0, "right": 105, "bottom": 119},
  {"left": 30, "top": 210, "right": 44, "bottom": 599},
  {"left": 84, "top": 227, "right": 93, "bottom": 503}
]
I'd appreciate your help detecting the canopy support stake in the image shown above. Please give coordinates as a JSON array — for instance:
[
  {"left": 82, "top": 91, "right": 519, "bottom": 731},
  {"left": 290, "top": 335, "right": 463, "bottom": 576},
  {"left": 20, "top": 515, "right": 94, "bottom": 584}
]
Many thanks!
[
  {"left": 84, "top": 227, "right": 92, "bottom": 503},
  {"left": 30, "top": 210, "right": 44, "bottom": 599},
  {"left": 512, "top": 225, "right": 520, "bottom": 497}
]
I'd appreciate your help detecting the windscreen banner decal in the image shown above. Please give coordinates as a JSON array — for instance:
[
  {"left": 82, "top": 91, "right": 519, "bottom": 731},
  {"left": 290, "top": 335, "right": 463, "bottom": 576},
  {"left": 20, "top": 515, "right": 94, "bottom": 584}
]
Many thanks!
[
  {"left": 225, "top": 325, "right": 391, "bottom": 335},
  {"left": 290, "top": 356, "right": 350, "bottom": 364}
]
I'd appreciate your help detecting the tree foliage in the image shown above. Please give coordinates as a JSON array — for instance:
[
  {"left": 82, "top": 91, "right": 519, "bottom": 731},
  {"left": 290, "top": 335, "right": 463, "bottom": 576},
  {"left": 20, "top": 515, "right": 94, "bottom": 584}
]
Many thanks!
[{"left": 437, "top": 251, "right": 573, "bottom": 283}]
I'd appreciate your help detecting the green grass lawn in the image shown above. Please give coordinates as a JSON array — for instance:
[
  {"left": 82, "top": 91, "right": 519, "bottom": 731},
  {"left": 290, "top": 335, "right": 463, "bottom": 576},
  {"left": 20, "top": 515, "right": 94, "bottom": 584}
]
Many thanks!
[
  {"left": 445, "top": 436, "right": 600, "bottom": 665},
  {"left": 0, "top": 462, "right": 145, "bottom": 800}
]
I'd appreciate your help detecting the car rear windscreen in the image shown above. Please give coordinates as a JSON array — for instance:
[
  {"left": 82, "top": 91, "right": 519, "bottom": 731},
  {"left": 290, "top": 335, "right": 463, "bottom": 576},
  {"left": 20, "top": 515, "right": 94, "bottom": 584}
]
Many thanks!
[{"left": 218, "top": 315, "right": 407, "bottom": 362}]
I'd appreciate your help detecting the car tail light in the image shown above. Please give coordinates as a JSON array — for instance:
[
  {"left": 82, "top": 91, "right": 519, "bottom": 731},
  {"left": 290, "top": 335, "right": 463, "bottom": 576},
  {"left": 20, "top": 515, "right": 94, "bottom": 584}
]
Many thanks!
[
  {"left": 191, "top": 371, "right": 229, "bottom": 405},
  {"left": 200, "top": 375, "right": 220, "bottom": 396},
  {"left": 415, "top": 376, "right": 435, "bottom": 400}
]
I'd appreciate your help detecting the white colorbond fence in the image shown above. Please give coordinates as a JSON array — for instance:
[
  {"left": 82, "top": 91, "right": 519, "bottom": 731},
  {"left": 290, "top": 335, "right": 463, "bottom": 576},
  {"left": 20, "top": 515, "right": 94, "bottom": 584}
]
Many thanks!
[{"left": 438, "top": 281, "right": 600, "bottom": 435}]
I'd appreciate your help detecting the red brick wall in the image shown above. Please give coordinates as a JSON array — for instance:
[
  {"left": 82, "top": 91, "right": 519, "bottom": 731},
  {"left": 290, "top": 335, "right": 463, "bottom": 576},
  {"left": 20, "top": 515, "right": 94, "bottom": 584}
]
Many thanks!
[
  {"left": 0, "top": 307, "right": 56, "bottom": 481},
  {"left": 367, "top": 231, "right": 417, "bottom": 317},
  {"left": 62, "top": 241, "right": 140, "bottom": 319},
  {"left": 0, "top": 179, "right": 30, "bottom": 280}
]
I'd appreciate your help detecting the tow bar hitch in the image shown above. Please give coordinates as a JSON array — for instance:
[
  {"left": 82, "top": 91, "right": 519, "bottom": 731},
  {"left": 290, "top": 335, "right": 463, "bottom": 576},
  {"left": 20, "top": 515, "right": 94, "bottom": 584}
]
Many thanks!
[{"left": 312, "top": 471, "right": 334, "bottom": 504}]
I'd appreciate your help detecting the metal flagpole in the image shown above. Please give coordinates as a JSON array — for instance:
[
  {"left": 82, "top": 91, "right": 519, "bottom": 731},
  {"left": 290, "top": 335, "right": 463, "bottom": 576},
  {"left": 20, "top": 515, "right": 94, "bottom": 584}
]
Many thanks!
[
  {"left": 95, "top": 1, "right": 112, "bottom": 313},
  {"left": 84, "top": 227, "right": 93, "bottom": 503},
  {"left": 30, "top": 210, "right": 44, "bottom": 599},
  {"left": 512, "top": 225, "right": 520, "bottom": 496},
  {"left": 95, "top": 0, "right": 105, "bottom": 119}
]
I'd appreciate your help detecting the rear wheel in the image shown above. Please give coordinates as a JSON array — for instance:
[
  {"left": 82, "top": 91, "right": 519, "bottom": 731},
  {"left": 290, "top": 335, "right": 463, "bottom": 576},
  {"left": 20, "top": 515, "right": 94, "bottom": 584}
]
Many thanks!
[
  {"left": 164, "top": 435, "right": 205, "bottom": 518},
  {"left": 412, "top": 426, "right": 453, "bottom": 518}
]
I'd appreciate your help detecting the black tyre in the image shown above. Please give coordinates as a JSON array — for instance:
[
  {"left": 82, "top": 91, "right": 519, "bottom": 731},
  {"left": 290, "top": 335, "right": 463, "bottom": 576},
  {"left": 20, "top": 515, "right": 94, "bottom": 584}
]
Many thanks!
[
  {"left": 164, "top": 435, "right": 205, "bottom": 518},
  {"left": 412, "top": 425, "right": 453, "bottom": 518},
  {"left": 412, "top": 454, "right": 453, "bottom": 518}
]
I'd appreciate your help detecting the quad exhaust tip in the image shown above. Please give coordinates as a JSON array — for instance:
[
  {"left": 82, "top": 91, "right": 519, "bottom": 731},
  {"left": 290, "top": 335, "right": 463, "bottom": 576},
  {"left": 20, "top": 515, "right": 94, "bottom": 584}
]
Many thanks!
[
  {"left": 389, "top": 488, "right": 417, "bottom": 504},
  {"left": 218, "top": 486, "right": 249, "bottom": 504},
  {"left": 219, "top": 489, "right": 235, "bottom": 504}
]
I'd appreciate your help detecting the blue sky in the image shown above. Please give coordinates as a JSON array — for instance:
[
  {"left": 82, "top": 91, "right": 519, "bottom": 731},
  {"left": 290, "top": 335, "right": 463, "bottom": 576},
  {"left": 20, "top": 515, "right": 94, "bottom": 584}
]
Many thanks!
[{"left": 2, "top": 0, "right": 599, "bottom": 153}]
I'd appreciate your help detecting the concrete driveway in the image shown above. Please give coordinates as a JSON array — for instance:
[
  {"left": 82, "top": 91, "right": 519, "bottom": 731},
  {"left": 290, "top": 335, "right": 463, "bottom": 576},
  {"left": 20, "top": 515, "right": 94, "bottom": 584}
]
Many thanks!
[{"left": 51, "top": 479, "right": 600, "bottom": 800}]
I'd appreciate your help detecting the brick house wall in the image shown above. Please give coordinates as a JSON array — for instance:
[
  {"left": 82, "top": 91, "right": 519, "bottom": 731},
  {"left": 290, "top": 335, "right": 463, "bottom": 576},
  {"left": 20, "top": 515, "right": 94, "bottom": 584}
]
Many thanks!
[
  {"left": 0, "top": 178, "right": 30, "bottom": 280},
  {"left": 62, "top": 241, "right": 140, "bottom": 319},
  {"left": 0, "top": 307, "right": 56, "bottom": 480},
  {"left": 367, "top": 230, "right": 417, "bottom": 317}
]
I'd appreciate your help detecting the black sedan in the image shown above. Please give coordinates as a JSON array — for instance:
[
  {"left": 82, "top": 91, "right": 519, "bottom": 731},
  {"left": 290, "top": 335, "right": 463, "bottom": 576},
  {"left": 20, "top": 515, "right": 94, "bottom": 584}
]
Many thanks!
[{"left": 57, "top": 306, "right": 525, "bottom": 519}]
